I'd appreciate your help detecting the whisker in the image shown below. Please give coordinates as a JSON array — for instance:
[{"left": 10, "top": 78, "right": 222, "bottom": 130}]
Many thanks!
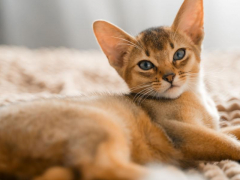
[
  {"left": 134, "top": 87, "right": 154, "bottom": 104},
  {"left": 130, "top": 86, "right": 152, "bottom": 95},
  {"left": 129, "top": 83, "right": 151, "bottom": 91},
  {"left": 179, "top": 71, "right": 192, "bottom": 75},
  {"left": 135, "top": 89, "right": 151, "bottom": 105},
  {"left": 133, "top": 87, "right": 151, "bottom": 103},
  {"left": 138, "top": 89, "right": 154, "bottom": 105},
  {"left": 179, "top": 75, "right": 187, "bottom": 78}
]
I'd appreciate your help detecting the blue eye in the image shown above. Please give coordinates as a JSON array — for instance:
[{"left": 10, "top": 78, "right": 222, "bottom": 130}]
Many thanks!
[
  {"left": 138, "top": 60, "right": 154, "bottom": 70},
  {"left": 173, "top": 49, "right": 185, "bottom": 61}
]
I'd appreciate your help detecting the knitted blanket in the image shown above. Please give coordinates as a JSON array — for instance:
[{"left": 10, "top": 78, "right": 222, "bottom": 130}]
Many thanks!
[{"left": 0, "top": 46, "right": 240, "bottom": 180}]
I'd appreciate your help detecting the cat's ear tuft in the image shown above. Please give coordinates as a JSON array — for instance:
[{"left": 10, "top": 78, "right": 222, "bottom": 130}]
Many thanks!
[
  {"left": 171, "top": 0, "right": 204, "bottom": 47},
  {"left": 93, "top": 20, "right": 135, "bottom": 69}
]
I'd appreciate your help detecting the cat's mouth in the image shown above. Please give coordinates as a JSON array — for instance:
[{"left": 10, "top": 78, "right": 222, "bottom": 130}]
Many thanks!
[
  {"left": 159, "top": 84, "right": 183, "bottom": 99},
  {"left": 165, "top": 84, "right": 180, "bottom": 92},
  {"left": 153, "top": 84, "right": 183, "bottom": 99}
]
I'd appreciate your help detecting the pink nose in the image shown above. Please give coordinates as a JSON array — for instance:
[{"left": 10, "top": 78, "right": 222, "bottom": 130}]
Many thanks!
[{"left": 162, "top": 73, "right": 175, "bottom": 83}]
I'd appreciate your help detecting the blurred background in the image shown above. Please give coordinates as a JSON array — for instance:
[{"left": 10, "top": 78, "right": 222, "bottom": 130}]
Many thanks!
[{"left": 0, "top": 0, "right": 239, "bottom": 51}]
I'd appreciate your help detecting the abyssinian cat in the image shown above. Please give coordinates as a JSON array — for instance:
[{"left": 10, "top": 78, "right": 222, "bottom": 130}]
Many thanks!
[{"left": 1, "top": 0, "right": 240, "bottom": 179}]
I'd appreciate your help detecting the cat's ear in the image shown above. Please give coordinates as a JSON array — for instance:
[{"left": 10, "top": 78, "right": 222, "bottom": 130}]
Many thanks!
[
  {"left": 171, "top": 0, "right": 204, "bottom": 47},
  {"left": 93, "top": 20, "right": 135, "bottom": 69}
]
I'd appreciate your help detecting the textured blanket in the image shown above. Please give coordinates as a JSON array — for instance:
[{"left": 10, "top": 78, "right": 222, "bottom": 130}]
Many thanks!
[{"left": 0, "top": 46, "right": 240, "bottom": 180}]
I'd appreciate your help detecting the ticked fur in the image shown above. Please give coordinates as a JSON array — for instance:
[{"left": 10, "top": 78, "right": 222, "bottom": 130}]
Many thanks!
[{"left": 1, "top": 0, "right": 240, "bottom": 180}]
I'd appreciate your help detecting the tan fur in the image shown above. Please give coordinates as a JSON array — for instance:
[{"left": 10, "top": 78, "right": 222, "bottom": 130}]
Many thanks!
[{"left": 1, "top": 0, "right": 240, "bottom": 179}]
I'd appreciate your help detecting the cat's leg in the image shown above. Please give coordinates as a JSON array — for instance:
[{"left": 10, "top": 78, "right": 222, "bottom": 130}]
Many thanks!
[
  {"left": 33, "top": 167, "right": 75, "bottom": 180},
  {"left": 33, "top": 140, "right": 147, "bottom": 180},
  {"left": 65, "top": 123, "right": 148, "bottom": 180},
  {"left": 79, "top": 140, "right": 148, "bottom": 180},
  {"left": 158, "top": 120, "right": 240, "bottom": 161},
  {"left": 221, "top": 126, "right": 240, "bottom": 140}
]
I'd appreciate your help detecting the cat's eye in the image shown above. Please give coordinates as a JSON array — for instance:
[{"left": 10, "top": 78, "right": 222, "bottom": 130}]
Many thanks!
[
  {"left": 138, "top": 60, "right": 154, "bottom": 70},
  {"left": 173, "top": 49, "right": 185, "bottom": 61}
]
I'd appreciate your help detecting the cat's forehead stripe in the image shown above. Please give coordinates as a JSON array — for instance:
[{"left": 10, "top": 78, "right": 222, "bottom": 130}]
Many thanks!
[
  {"left": 140, "top": 27, "right": 171, "bottom": 52},
  {"left": 145, "top": 50, "right": 150, "bottom": 57}
]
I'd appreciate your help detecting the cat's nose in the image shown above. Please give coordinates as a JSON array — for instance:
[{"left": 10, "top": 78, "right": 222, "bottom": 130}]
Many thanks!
[{"left": 162, "top": 73, "right": 175, "bottom": 83}]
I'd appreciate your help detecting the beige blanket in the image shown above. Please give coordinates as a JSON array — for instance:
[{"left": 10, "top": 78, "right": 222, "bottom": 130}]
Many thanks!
[{"left": 0, "top": 46, "right": 240, "bottom": 180}]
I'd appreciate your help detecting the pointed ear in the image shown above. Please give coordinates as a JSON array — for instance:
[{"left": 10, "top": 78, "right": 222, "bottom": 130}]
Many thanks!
[
  {"left": 93, "top": 20, "right": 135, "bottom": 69},
  {"left": 172, "top": 0, "right": 204, "bottom": 47}
]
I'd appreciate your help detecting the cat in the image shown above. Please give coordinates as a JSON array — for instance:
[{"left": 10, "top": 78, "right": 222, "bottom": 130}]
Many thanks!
[{"left": 1, "top": 0, "right": 240, "bottom": 180}]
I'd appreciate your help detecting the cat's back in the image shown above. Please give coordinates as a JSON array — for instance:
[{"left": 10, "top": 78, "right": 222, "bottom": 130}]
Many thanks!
[
  {"left": 0, "top": 94, "right": 136, "bottom": 124},
  {"left": 0, "top": 94, "right": 141, "bottom": 141}
]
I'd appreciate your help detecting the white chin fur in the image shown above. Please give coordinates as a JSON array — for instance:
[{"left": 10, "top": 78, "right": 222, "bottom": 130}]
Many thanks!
[
  {"left": 156, "top": 86, "right": 184, "bottom": 99},
  {"left": 141, "top": 164, "right": 205, "bottom": 180}
]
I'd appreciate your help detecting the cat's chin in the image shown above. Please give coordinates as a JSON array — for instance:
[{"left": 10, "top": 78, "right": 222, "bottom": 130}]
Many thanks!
[{"left": 156, "top": 86, "right": 184, "bottom": 99}]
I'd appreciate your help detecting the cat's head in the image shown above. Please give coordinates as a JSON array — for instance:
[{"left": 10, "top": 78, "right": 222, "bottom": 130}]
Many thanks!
[{"left": 93, "top": 0, "right": 204, "bottom": 99}]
